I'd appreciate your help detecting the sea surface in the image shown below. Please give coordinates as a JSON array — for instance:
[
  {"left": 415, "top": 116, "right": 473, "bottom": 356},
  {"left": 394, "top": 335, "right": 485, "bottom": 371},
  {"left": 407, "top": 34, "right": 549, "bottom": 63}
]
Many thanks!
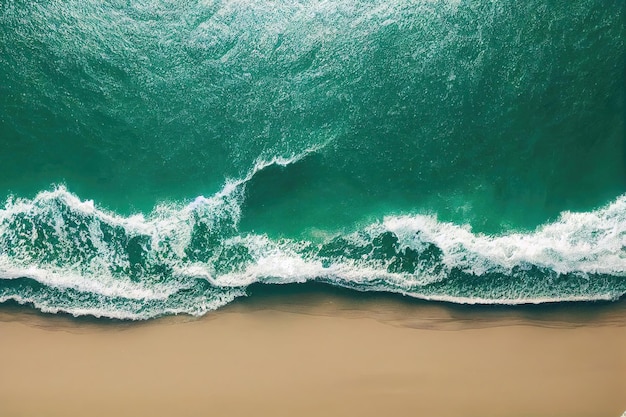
[{"left": 1, "top": 0, "right": 625, "bottom": 319}]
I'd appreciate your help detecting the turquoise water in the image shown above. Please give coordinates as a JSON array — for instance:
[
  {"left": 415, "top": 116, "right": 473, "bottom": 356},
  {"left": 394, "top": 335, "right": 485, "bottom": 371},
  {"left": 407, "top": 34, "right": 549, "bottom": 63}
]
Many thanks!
[{"left": 1, "top": 0, "right": 625, "bottom": 319}]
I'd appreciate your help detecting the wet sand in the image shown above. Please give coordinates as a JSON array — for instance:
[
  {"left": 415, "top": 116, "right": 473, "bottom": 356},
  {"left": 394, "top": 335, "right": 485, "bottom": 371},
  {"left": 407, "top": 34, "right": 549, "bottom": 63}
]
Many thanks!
[{"left": 1, "top": 289, "right": 625, "bottom": 417}]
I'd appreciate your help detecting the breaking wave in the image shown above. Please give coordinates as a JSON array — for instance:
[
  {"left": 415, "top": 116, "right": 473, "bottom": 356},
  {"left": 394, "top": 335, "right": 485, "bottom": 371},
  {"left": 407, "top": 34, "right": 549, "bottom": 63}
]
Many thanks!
[{"left": 1, "top": 154, "right": 624, "bottom": 319}]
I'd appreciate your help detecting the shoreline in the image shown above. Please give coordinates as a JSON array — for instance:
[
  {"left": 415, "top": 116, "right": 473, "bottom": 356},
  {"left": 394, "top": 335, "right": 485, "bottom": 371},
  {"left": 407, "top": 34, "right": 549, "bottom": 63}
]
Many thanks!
[
  {"left": 1, "top": 286, "right": 625, "bottom": 417},
  {"left": 3, "top": 281, "right": 626, "bottom": 328}
]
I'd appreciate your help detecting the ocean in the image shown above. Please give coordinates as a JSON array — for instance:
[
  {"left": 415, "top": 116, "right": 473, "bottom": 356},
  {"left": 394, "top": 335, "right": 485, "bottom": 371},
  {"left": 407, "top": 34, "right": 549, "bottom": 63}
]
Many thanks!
[{"left": 0, "top": 0, "right": 624, "bottom": 319}]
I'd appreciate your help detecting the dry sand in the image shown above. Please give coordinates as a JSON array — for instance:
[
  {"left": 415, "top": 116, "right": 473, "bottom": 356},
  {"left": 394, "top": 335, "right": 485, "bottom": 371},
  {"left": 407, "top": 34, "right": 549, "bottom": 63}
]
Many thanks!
[{"left": 1, "top": 290, "right": 625, "bottom": 417}]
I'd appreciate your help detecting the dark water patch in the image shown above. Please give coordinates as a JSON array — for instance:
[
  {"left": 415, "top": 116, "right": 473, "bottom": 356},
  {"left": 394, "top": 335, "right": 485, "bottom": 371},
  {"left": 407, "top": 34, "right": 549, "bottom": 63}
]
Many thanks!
[
  {"left": 0, "top": 298, "right": 137, "bottom": 329},
  {"left": 236, "top": 281, "right": 626, "bottom": 330}
]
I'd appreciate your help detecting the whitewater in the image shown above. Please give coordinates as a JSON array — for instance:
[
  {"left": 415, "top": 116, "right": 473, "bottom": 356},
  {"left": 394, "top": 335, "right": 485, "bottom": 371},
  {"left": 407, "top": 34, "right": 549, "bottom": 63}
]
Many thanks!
[{"left": 1, "top": 150, "right": 624, "bottom": 319}]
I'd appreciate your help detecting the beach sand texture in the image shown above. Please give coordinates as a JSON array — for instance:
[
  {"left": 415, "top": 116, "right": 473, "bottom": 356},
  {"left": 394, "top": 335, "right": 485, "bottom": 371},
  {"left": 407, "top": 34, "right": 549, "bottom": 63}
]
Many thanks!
[{"left": 1, "top": 293, "right": 625, "bottom": 417}]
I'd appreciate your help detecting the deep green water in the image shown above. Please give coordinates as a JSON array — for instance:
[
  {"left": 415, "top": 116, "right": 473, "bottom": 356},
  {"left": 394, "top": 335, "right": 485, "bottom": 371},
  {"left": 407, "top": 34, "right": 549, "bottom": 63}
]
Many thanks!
[{"left": 1, "top": 0, "right": 625, "bottom": 319}]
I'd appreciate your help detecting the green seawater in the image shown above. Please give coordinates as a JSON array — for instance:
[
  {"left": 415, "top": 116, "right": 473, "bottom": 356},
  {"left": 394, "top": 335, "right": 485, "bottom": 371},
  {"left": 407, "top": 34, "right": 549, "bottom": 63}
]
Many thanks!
[
  {"left": 2, "top": 0, "right": 624, "bottom": 235},
  {"left": 0, "top": 0, "right": 625, "bottom": 319}
]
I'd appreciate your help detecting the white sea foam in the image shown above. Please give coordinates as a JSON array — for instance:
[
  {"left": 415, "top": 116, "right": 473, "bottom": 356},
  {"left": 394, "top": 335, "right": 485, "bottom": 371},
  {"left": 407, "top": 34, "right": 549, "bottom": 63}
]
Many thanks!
[
  {"left": 379, "top": 195, "right": 626, "bottom": 277},
  {"left": 0, "top": 290, "right": 242, "bottom": 320},
  {"left": 1, "top": 154, "right": 625, "bottom": 318},
  {"left": 0, "top": 255, "right": 175, "bottom": 300}
]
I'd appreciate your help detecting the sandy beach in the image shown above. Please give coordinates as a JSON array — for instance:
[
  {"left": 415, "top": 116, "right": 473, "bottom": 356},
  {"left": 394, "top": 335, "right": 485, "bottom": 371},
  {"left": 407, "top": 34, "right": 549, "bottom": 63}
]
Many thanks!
[{"left": 1, "top": 289, "right": 625, "bottom": 417}]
